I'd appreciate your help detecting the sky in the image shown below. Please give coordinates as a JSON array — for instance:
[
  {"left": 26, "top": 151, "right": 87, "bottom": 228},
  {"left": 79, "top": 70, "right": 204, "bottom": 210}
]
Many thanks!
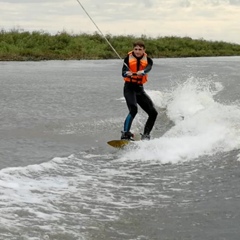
[{"left": 0, "top": 0, "right": 240, "bottom": 44}]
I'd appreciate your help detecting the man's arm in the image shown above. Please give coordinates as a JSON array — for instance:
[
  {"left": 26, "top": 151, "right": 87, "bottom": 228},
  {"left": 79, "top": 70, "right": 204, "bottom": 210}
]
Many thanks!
[
  {"left": 136, "top": 57, "right": 153, "bottom": 76},
  {"left": 144, "top": 57, "right": 153, "bottom": 74},
  {"left": 122, "top": 56, "right": 129, "bottom": 77}
]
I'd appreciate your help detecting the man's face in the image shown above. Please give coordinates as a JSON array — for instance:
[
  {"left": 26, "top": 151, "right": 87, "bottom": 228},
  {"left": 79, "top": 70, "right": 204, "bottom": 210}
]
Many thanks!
[{"left": 133, "top": 45, "right": 145, "bottom": 57}]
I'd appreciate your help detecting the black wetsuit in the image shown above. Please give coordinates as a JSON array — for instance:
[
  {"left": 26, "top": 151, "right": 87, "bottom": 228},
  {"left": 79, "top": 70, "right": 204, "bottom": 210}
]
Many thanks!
[{"left": 122, "top": 53, "right": 158, "bottom": 136}]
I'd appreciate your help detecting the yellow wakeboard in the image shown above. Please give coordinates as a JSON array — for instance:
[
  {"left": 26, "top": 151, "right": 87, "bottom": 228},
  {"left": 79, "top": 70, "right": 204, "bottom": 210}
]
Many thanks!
[{"left": 107, "top": 139, "right": 133, "bottom": 149}]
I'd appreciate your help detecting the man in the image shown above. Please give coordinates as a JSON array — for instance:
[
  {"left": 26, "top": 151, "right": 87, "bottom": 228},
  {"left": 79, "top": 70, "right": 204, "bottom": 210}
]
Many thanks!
[{"left": 121, "top": 40, "right": 158, "bottom": 140}]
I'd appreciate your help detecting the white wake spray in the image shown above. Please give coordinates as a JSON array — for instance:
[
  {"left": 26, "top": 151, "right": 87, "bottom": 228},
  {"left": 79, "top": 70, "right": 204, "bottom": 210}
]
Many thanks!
[{"left": 120, "top": 77, "right": 240, "bottom": 163}]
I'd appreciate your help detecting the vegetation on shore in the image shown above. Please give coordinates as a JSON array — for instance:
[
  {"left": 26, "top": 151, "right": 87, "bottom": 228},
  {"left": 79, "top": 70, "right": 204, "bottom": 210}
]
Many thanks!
[{"left": 0, "top": 29, "right": 240, "bottom": 61}]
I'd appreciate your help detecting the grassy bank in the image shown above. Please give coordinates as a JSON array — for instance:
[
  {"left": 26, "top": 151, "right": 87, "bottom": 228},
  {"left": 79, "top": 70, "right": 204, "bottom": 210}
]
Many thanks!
[{"left": 1, "top": 29, "right": 240, "bottom": 61}]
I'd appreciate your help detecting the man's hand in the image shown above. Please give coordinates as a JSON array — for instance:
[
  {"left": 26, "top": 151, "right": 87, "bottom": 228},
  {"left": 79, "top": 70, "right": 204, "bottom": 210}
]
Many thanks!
[
  {"left": 126, "top": 71, "right": 133, "bottom": 76},
  {"left": 137, "top": 70, "right": 145, "bottom": 76}
]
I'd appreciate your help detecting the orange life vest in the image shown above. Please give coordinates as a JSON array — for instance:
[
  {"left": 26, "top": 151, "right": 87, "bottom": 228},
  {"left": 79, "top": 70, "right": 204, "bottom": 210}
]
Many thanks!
[{"left": 124, "top": 51, "right": 148, "bottom": 84}]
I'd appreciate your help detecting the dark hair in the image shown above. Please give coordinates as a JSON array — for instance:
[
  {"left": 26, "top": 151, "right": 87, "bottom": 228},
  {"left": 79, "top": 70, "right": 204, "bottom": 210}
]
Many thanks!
[{"left": 133, "top": 40, "right": 145, "bottom": 49}]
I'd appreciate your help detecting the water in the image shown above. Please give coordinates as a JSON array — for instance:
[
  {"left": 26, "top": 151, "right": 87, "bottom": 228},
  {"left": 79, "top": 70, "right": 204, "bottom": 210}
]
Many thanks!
[{"left": 0, "top": 57, "right": 240, "bottom": 240}]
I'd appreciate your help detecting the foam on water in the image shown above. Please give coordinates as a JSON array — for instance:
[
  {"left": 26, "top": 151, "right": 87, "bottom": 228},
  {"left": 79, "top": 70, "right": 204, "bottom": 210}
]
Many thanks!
[
  {"left": 0, "top": 155, "right": 102, "bottom": 239},
  {"left": 120, "top": 77, "right": 240, "bottom": 164},
  {"left": 0, "top": 152, "right": 172, "bottom": 239}
]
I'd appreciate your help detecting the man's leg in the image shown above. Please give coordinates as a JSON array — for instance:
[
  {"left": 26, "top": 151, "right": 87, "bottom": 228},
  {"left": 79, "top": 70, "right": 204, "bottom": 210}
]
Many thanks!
[
  {"left": 121, "top": 84, "right": 138, "bottom": 139},
  {"left": 137, "top": 91, "right": 158, "bottom": 138}
]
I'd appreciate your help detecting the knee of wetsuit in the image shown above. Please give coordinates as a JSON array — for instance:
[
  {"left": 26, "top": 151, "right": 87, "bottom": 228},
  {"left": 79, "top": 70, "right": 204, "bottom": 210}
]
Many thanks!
[
  {"left": 130, "top": 105, "right": 138, "bottom": 118},
  {"left": 150, "top": 108, "right": 158, "bottom": 119},
  {"left": 154, "top": 109, "right": 158, "bottom": 117}
]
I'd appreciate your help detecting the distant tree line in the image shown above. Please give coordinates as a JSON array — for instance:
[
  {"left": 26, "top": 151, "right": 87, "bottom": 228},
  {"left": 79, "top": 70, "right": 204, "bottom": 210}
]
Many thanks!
[{"left": 0, "top": 29, "right": 240, "bottom": 61}]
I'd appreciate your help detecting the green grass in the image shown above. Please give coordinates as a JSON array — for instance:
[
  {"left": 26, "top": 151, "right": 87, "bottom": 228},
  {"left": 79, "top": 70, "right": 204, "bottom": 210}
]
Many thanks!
[{"left": 1, "top": 29, "right": 240, "bottom": 61}]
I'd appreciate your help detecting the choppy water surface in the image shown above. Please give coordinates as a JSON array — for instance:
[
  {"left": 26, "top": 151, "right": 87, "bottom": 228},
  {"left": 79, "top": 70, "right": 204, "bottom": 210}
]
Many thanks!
[{"left": 0, "top": 57, "right": 240, "bottom": 240}]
